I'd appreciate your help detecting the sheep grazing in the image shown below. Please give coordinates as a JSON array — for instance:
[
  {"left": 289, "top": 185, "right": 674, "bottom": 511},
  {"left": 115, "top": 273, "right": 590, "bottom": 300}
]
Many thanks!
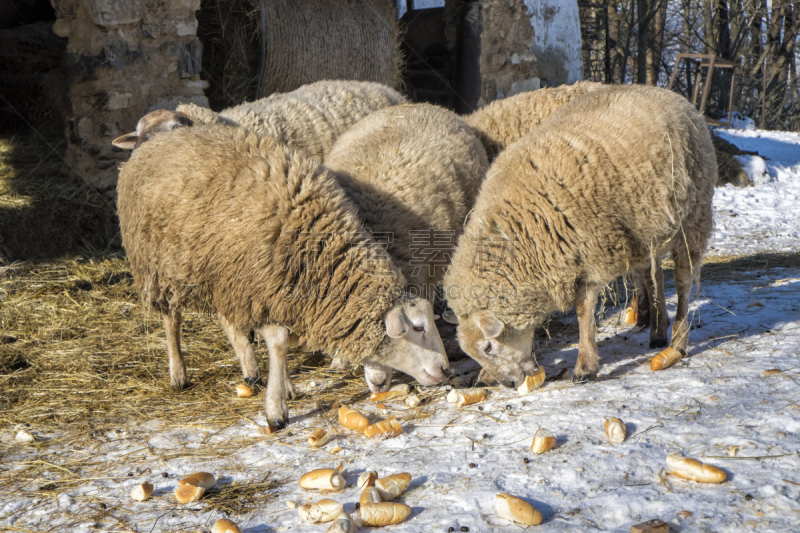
[
  {"left": 117, "top": 123, "right": 449, "bottom": 428},
  {"left": 463, "top": 81, "right": 605, "bottom": 162},
  {"left": 324, "top": 103, "right": 489, "bottom": 391},
  {"left": 443, "top": 85, "right": 716, "bottom": 386}
]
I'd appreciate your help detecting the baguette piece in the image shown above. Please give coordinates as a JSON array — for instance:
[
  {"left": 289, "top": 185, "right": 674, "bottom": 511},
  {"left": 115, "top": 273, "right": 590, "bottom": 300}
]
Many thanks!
[
  {"left": 308, "top": 428, "right": 330, "bottom": 448},
  {"left": 327, "top": 512, "right": 355, "bottom": 533},
  {"left": 375, "top": 473, "right": 411, "bottom": 501},
  {"left": 666, "top": 453, "right": 726, "bottom": 483},
  {"left": 179, "top": 472, "right": 216, "bottom": 490},
  {"left": 495, "top": 492, "right": 542, "bottom": 526},
  {"left": 650, "top": 347, "right": 684, "bottom": 371},
  {"left": 174, "top": 484, "right": 204, "bottom": 504},
  {"left": 357, "top": 471, "right": 378, "bottom": 489},
  {"left": 531, "top": 428, "right": 556, "bottom": 454},
  {"left": 130, "top": 481, "right": 153, "bottom": 501},
  {"left": 298, "top": 498, "right": 344, "bottom": 523},
  {"left": 338, "top": 405, "right": 369, "bottom": 432},
  {"left": 299, "top": 468, "right": 347, "bottom": 491},
  {"left": 236, "top": 383, "right": 253, "bottom": 398},
  {"left": 517, "top": 367, "right": 546, "bottom": 394},
  {"left": 211, "top": 519, "right": 242, "bottom": 533},
  {"left": 359, "top": 502, "right": 411, "bottom": 526},
  {"left": 446, "top": 388, "right": 486, "bottom": 407},
  {"left": 360, "top": 486, "right": 382, "bottom": 506},
  {"left": 625, "top": 307, "right": 637, "bottom": 325},
  {"left": 604, "top": 417, "right": 626, "bottom": 444},
  {"left": 363, "top": 417, "right": 403, "bottom": 439},
  {"left": 370, "top": 390, "right": 404, "bottom": 402}
]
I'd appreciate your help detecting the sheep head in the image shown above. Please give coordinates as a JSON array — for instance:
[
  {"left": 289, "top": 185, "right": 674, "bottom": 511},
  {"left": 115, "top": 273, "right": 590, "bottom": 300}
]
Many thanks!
[{"left": 112, "top": 110, "right": 193, "bottom": 150}]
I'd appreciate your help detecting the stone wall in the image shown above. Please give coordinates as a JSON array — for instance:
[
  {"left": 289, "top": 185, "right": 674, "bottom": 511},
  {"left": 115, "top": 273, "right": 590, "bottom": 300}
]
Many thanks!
[{"left": 52, "top": 0, "right": 208, "bottom": 195}]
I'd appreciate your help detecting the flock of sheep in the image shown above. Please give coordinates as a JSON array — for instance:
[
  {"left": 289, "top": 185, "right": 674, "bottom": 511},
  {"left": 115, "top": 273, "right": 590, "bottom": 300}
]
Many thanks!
[{"left": 112, "top": 79, "right": 717, "bottom": 430}]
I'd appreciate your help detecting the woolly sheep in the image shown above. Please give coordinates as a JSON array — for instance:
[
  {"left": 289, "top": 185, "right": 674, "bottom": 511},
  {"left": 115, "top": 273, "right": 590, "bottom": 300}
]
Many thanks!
[
  {"left": 117, "top": 123, "right": 449, "bottom": 428},
  {"left": 324, "top": 103, "right": 489, "bottom": 391},
  {"left": 463, "top": 81, "right": 605, "bottom": 162},
  {"left": 443, "top": 85, "right": 716, "bottom": 386}
]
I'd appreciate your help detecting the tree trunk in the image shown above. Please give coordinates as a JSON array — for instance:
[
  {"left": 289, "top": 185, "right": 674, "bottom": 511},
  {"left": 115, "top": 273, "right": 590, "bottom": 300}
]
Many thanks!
[
  {"left": 647, "top": 0, "right": 667, "bottom": 85},
  {"left": 637, "top": 0, "right": 648, "bottom": 84},
  {"left": 716, "top": 0, "right": 732, "bottom": 59}
]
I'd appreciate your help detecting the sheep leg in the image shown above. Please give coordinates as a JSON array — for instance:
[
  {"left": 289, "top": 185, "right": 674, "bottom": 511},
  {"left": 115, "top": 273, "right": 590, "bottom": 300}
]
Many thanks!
[
  {"left": 218, "top": 312, "right": 261, "bottom": 387},
  {"left": 669, "top": 249, "right": 695, "bottom": 354},
  {"left": 573, "top": 281, "right": 601, "bottom": 382},
  {"left": 163, "top": 310, "right": 188, "bottom": 390},
  {"left": 258, "top": 324, "right": 293, "bottom": 429},
  {"left": 631, "top": 269, "right": 651, "bottom": 328},
  {"left": 642, "top": 262, "right": 670, "bottom": 348}
]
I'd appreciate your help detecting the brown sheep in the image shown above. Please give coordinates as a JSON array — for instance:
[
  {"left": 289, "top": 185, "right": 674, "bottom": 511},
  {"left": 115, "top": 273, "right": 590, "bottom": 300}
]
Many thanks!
[
  {"left": 117, "top": 123, "right": 449, "bottom": 427},
  {"left": 443, "top": 85, "right": 716, "bottom": 386}
]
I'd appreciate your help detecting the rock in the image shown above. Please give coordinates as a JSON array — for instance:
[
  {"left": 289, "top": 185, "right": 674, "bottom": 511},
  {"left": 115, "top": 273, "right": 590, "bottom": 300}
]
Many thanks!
[{"left": 83, "top": 0, "right": 146, "bottom": 26}]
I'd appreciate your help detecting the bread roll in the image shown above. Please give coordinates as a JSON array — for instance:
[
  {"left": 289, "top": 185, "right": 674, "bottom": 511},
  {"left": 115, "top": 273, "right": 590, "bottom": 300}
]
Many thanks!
[
  {"left": 130, "top": 481, "right": 153, "bottom": 501},
  {"left": 359, "top": 486, "right": 382, "bottom": 506},
  {"left": 375, "top": 473, "right": 411, "bottom": 501},
  {"left": 236, "top": 383, "right": 253, "bottom": 398},
  {"left": 446, "top": 388, "right": 486, "bottom": 407},
  {"left": 604, "top": 417, "right": 626, "bottom": 444},
  {"left": 338, "top": 405, "right": 369, "bottom": 432},
  {"left": 665, "top": 453, "right": 726, "bottom": 483},
  {"left": 650, "top": 347, "right": 683, "bottom": 371},
  {"left": 179, "top": 472, "right": 216, "bottom": 490},
  {"left": 495, "top": 493, "right": 542, "bottom": 526},
  {"left": 174, "top": 484, "right": 204, "bottom": 504},
  {"left": 625, "top": 307, "right": 637, "bottom": 325},
  {"left": 299, "top": 468, "right": 346, "bottom": 491},
  {"left": 327, "top": 512, "right": 355, "bottom": 533},
  {"left": 531, "top": 428, "right": 555, "bottom": 454},
  {"left": 211, "top": 519, "right": 242, "bottom": 533},
  {"left": 517, "top": 367, "right": 546, "bottom": 394},
  {"left": 357, "top": 471, "right": 378, "bottom": 489},
  {"left": 363, "top": 417, "right": 403, "bottom": 439},
  {"left": 359, "top": 502, "right": 411, "bottom": 526},
  {"left": 308, "top": 428, "right": 330, "bottom": 448},
  {"left": 298, "top": 498, "right": 344, "bottom": 523}
]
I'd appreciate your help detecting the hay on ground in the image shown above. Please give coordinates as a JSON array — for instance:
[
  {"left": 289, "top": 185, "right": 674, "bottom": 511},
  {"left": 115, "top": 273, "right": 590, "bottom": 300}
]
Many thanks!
[{"left": 712, "top": 133, "right": 752, "bottom": 187}]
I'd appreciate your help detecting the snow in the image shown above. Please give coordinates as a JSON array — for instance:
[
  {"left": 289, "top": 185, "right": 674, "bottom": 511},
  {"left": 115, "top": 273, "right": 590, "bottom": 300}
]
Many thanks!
[{"left": 3, "top": 127, "right": 800, "bottom": 532}]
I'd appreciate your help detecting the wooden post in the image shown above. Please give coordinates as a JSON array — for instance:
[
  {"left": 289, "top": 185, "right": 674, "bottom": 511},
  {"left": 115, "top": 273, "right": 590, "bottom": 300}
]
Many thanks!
[
  {"left": 698, "top": 56, "right": 716, "bottom": 115},
  {"left": 726, "top": 67, "right": 736, "bottom": 128},
  {"left": 667, "top": 54, "right": 681, "bottom": 90}
]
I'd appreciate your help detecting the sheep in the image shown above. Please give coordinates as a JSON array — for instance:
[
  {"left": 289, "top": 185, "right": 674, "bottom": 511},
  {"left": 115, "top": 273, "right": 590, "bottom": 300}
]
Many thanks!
[
  {"left": 463, "top": 81, "right": 605, "bottom": 163},
  {"left": 323, "top": 103, "right": 489, "bottom": 391},
  {"left": 117, "top": 122, "right": 450, "bottom": 428},
  {"left": 442, "top": 84, "right": 716, "bottom": 387}
]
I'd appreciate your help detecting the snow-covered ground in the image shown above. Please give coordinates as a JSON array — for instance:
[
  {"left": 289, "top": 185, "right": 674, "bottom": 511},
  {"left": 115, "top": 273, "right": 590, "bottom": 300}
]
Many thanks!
[{"left": 2, "top": 127, "right": 800, "bottom": 533}]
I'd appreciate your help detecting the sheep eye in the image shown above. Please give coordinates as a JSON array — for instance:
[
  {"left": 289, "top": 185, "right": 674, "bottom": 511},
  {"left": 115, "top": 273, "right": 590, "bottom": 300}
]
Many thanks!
[
  {"left": 483, "top": 342, "right": 492, "bottom": 354},
  {"left": 412, "top": 324, "right": 425, "bottom": 333}
]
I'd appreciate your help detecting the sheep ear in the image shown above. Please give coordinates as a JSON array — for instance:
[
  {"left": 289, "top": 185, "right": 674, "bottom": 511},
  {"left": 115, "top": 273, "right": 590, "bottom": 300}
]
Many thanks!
[
  {"left": 475, "top": 310, "right": 504, "bottom": 339},
  {"left": 384, "top": 306, "right": 408, "bottom": 338},
  {"left": 112, "top": 133, "right": 138, "bottom": 150},
  {"left": 441, "top": 309, "right": 459, "bottom": 324}
]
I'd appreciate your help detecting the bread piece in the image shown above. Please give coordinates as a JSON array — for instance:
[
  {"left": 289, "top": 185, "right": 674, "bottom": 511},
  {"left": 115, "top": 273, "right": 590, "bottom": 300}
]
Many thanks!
[
  {"left": 298, "top": 498, "right": 344, "bottom": 523},
  {"left": 359, "top": 502, "right": 411, "bottom": 526},
  {"left": 338, "top": 405, "right": 369, "bottom": 432},
  {"left": 299, "top": 468, "right": 346, "bottom": 491},
  {"left": 15, "top": 430, "right": 34, "bottom": 443},
  {"left": 604, "top": 417, "right": 626, "bottom": 444},
  {"left": 625, "top": 307, "right": 637, "bottom": 325},
  {"left": 174, "top": 484, "right": 204, "bottom": 504},
  {"left": 130, "top": 481, "right": 153, "bottom": 501},
  {"left": 327, "top": 512, "right": 355, "bottom": 533},
  {"left": 357, "top": 471, "right": 378, "bottom": 489},
  {"left": 665, "top": 453, "right": 726, "bottom": 483},
  {"left": 531, "top": 428, "right": 555, "bottom": 454},
  {"left": 370, "top": 390, "right": 404, "bottom": 402},
  {"left": 359, "top": 486, "right": 382, "bottom": 506},
  {"left": 405, "top": 394, "right": 421, "bottom": 407},
  {"left": 363, "top": 417, "right": 403, "bottom": 439},
  {"left": 211, "top": 519, "right": 242, "bottom": 533},
  {"left": 650, "top": 347, "right": 683, "bottom": 371},
  {"left": 446, "top": 388, "right": 486, "bottom": 407},
  {"left": 495, "top": 493, "right": 542, "bottom": 526},
  {"left": 517, "top": 367, "right": 546, "bottom": 394},
  {"left": 236, "top": 383, "right": 253, "bottom": 398},
  {"left": 308, "top": 428, "right": 330, "bottom": 448},
  {"left": 179, "top": 472, "right": 216, "bottom": 490},
  {"left": 374, "top": 473, "right": 411, "bottom": 501}
]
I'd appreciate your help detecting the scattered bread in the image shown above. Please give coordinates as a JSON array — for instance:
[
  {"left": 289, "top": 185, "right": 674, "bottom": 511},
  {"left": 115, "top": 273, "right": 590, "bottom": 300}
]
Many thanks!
[
  {"left": 495, "top": 492, "right": 542, "bottom": 526},
  {"left": 363, "top": 417, "right": 403, "bottom": 439},
  {"left": 360, "top": 486, "right": 382, "bottom": 506},
  {"left": 327, "top": 512, "right": 355, "bottom": 533},
  {"left": 517, "top": 367, "right": 546, "bottom": 394},
  {"left": 299, "top": 468, "right": 347, "bottom": 491},
  {"left": 625, "top": 307, "right": 637, "bottom": 325},
  {"left": 359, "top": 502, "right": 411, "bottom": 526},
  {"left": 665, "top": 453, "right": 726, "bottom": 483},
  {"left": 604, "top": 417, "right": 626, "bottom": 444},
  {"left": 531, "top": 428, "right": 556, "bottom": 454},
  {"left": 174, "top": 484, "right": 204, "bottom": 504},
  {"left": 405, "top": 394, "right": 421, "bottom": 407},
  {"left": 375, "top": 473, "right": 411, "bottom": 501},
  {"left": 179, "top": 472, "right": 216, "bottom": 490},
  {"left": 650, "top": 347, "right": 683, "bottom": 371},
  {"left": 330, "top": 445, "right": 343, "bottom": 454},
  {"left": 298, "top": 498, "right": 345, "bottom": 523},
  {"left": 211, "top": 519, "right": 242, "bottom": 533},
  {"left": 446, "top": 388, "right": 486, "bottom": 407},
  {"left": 286, "top": 500, "right": 298, "bottom": 509},
  {"left": 130, "top": 481, "right": 153, "bottom": 501},
  {"left": 357, "top": 471, "right": 378, "bottom": 489},
  {"left": 370, "top": 391, "right": 404, "bottom": 402},
  {"left": 15, "top": 430, "right": 34, "bottom": 443},
  {"left": 236, "top": 383, "right": 253, "bottom": 398},
  {"left": 308, "top": 428, "right": 330, "bottom": 448},
  {"left": 338, "top": 405, "right": 369, "bottom": 432}
]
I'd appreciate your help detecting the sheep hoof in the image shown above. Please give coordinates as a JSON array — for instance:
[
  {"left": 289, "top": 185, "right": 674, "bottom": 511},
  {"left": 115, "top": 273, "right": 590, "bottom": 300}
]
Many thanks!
[
  {"left": 572, "top": 373, "right": 597, "bottom": 384},
  {"left": 649, "top": 338, "right": 669, "bottom": 349},
  {"left": 244, "top": 376, "right": 262, "bottom": 388},
  {"left": 268, "top": 419, "right": 288, "bottom": 431},
  {"left": 171, "top": 381, "right": 190, "bottom": 391}
]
